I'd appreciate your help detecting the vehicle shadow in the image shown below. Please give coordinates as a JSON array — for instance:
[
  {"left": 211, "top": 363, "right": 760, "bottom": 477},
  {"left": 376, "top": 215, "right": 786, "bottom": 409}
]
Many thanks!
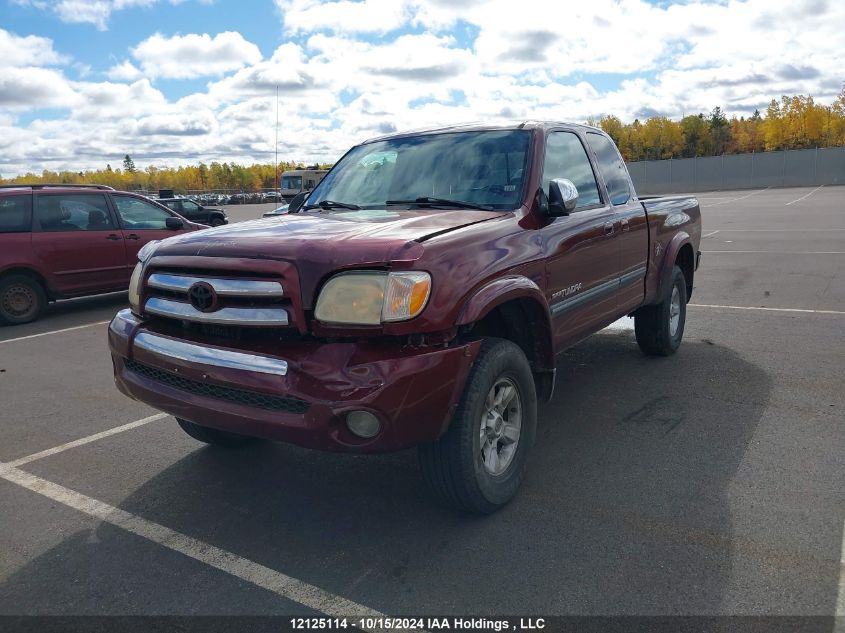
[{"left": 5, "top": 333, "right": 833, "bottom": 619}]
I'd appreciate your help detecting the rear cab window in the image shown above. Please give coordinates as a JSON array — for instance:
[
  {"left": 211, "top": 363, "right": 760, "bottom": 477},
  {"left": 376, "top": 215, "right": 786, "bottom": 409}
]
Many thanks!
[
  {"left": 586, "top": 132, "right": 632, "bottom": 205},
  {"left": 0, "top": 194, "right": 33, "bottom": 233}
]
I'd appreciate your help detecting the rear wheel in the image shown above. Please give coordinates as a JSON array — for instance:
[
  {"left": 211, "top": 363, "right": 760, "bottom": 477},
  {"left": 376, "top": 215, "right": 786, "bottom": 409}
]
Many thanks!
[
  {"left": 418, "top": 338, "right": 537, "bottom": 514},
  {"left": 176, "top": 417, "right": 258, "bottom": 448},
  {"left": 0, "top": 274, "right": 47, "bottom": 325},
  {"left": 634, "top": 265, "right": 687, "bottom": 356}
]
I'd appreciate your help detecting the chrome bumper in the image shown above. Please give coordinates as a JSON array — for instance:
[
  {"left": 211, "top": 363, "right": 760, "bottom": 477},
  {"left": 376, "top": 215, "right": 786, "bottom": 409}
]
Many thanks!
[{"left": 110, "top": 310, "right": 288, "bottom": 377}]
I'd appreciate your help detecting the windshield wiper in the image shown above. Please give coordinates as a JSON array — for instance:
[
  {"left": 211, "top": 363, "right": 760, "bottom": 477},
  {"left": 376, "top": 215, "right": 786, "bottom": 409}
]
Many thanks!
[
  {"left": 302, "top": 200, "right": 361, "bottom": 211},
  {"left": 385, "top": 197, "right": 494, "bottom": 211}
]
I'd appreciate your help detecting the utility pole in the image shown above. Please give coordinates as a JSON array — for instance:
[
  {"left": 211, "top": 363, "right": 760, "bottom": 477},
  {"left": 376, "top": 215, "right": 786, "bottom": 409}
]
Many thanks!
[{"left": 275, "top": 84, "right": 279, "bottom": 203}]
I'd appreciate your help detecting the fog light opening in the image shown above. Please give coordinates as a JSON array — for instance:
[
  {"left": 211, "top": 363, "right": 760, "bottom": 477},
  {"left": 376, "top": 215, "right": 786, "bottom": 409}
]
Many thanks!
[{"left": 346, "top": 411, "right": 381, "bottom": 439}]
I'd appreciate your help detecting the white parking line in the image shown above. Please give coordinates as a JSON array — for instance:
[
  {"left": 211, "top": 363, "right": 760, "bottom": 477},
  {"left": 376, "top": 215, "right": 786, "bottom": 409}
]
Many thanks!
[
  {"left": 705, "top": 228, "right": 845, "bottom": 232},
  {"left": 837, "top": 521, "right": 845, "bottom": 617},
  {"left": 0, "top": 320, "right": 109, "bottom": 345},
  {"left": 701, "top": 188, "right": 769, "bottom": 207},
  {"left": 701, "top": 230, "right": 720, "bottom": 239},
  {"left": 689, "top": 304, "right": 845, "bottom": 315},
  {"left": 0, "top": 464, "right": 387, "bottom": 626},
  {"left": 5, "top": 413, "right": 169, "bottom": 468},
  {"left": 701, "top": 251, "right": 845, "bottom": 255},
  {"left": 785, "top": 185, "right": 824, "bottom": 206}
]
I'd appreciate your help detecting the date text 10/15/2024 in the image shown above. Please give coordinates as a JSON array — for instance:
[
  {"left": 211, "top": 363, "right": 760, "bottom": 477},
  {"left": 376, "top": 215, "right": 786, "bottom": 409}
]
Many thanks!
[{"left": 290, "top": 617, "right": 547, "bottom": 631}]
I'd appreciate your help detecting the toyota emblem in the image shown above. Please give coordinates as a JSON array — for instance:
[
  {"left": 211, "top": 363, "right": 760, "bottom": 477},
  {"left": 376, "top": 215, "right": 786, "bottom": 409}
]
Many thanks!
[{"left": 188, "top": 281, "right": 217, "bottom": 312}]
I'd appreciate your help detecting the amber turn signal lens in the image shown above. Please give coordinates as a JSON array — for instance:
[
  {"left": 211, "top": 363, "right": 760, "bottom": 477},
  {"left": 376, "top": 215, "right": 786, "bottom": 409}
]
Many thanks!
[{"left": 382, "top": 272, "right": 431, "bottom": 322}]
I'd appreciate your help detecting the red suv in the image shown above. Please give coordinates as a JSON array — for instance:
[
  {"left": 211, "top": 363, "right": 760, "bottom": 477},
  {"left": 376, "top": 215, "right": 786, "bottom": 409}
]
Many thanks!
[{"left": 0, "top": 184, "right": 202, "bottom": 325}]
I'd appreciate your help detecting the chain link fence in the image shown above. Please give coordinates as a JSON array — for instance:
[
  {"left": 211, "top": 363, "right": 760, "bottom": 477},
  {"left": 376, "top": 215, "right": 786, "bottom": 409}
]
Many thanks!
[{"left": 628, "top": 146, "right": 845, "bottom": 195}]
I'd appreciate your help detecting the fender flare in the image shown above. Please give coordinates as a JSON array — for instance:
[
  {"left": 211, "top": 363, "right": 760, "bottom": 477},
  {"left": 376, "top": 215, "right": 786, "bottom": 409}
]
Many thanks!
[
  {"left": 456, "top": 275, "right": 555, "bottom": 372},
  {"left": 656, "top": 231, "right": 691, "bottom": 301}
]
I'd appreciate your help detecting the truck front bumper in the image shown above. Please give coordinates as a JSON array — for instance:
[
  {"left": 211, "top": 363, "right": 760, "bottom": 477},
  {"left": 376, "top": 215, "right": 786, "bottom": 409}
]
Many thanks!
[{"left": 108, "top": 310, "right": 480, "bottom": 452}]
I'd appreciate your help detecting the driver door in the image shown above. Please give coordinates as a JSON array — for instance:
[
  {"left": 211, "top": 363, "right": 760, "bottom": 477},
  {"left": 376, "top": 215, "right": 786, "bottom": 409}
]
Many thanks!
[{"left": 540, "top": 130, "right": 621, "bottom": 348}]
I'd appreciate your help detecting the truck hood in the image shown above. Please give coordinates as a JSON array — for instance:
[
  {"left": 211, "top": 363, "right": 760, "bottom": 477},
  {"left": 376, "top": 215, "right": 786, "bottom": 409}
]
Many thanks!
[{"left": 154, "top": 208, "right": 504, "bottom": 265}]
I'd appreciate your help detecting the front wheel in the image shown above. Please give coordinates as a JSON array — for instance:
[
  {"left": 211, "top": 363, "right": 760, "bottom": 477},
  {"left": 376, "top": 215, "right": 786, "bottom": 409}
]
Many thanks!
[
  {"left": 176, "top": 417, "right": 258, "bottom": 448},
  {"left": 418, "top": 338, "right": 537, "bottom": 514},
  {"left": 634, "top": 265, "right": 687, "bottom": 356},
  {"left": 209, "top": 217, "right": 226, "bottom": 227}
]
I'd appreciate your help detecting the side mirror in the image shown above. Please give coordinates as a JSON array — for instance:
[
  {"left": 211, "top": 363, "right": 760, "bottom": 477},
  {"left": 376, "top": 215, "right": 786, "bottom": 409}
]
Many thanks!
[
  {"left": 288, "top": 191, "right": 309, "bottom": 214},
  {"left": 548, "top": 178, "right": 578, "bottom": 215},
  {"left": 165, "top": 216, "right": 184, "bottom": 230}
]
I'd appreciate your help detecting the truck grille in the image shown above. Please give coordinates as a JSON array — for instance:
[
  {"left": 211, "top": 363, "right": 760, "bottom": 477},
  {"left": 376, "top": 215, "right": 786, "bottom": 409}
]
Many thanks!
[
  {"left": 126, "top": 359, "right": 310, "bottom": 414},
  {"left": 143, "top": 271, "right": 290, "bottom": 328}
]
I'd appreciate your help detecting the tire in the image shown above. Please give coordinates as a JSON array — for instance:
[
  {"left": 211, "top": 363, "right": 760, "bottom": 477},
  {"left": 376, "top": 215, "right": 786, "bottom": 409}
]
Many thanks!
[
  {"left": 209, "top": 217, "right": 226, "bottom": 227},
  {"left": 418, "top": 338, "right": 537, "bottom": 514},
  {"left": 635, "top": 265, "right": 687, "bottom": 356},
  {"left": 0, "top": 274, "right": 47, "bottom": 325},
  {"left": 176, "top": 417, "right": 258, "bottom": 448}
]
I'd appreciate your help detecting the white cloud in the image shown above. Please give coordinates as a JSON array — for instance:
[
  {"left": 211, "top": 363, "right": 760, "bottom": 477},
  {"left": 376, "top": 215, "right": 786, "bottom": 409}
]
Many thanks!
[
  {"left": 0, "top": 28, "right": 69, "bottom": 67},
  {"left": 2, "top": 0, "right": 845, "bottom": 175},
  {"left": 106, "top": 60, "right": 144, "bottom": 81},
  {"left": 132, "top": 31, "right": 262, "bottom": 79},
  {"left": 0, "top": 67, "right": 79, "bottom": 110}
]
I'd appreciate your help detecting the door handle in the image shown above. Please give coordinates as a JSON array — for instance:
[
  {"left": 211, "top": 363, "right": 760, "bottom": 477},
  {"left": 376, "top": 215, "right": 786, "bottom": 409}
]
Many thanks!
[
  {"left": 604, "top": 222, "right": 615, "bottom": 236},
  {"left": 125, "top": 234, "right": 140, "bottom": 240},
  {"left": 106, "top": 234, "right": 121, "bottom": 241},
  {"left": 621, "top": 218, "right": 630, "bottom": 232}
]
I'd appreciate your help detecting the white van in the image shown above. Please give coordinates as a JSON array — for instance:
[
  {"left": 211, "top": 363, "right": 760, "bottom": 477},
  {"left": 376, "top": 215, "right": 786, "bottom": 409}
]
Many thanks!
[{"left": 280, "top": 169, "right": 328, "bottom": 200}]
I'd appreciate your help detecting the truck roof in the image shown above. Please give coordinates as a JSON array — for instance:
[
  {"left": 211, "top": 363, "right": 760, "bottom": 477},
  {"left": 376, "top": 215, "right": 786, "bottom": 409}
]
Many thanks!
[{"left": 363, "top": 120, "right": 602, "bottom": 144}]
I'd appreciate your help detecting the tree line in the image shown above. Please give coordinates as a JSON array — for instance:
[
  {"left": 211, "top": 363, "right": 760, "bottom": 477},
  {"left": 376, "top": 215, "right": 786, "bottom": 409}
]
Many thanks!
[
  {"left": 2, "top": 88, "right": 844, "bottom": 188},
  {"left": 0, "top": 157, "right": 333, "bottom": 193},
  {"left": 594, "top": 87, "right": 845, "bottom": 162}
]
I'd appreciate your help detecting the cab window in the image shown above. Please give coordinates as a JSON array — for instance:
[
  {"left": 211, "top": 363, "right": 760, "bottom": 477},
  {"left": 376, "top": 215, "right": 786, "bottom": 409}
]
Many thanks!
[
  {"left": 113, "top": 196, "right": 172, "bottom": 229},
  {"left": 35, "top": 194, "right": 114, "bottom": 231},
  {"left": 587, "top": 132, "right": 631, "bottom": 205},
  {"left": 0, "top": 195, "right": 32, "bottom": 233},
  {"left": 542, "top": 132, "right": 602, "bottom": 210}
]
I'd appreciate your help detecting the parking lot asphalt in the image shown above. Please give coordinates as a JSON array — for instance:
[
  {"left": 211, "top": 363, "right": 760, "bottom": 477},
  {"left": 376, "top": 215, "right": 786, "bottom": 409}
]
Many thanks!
[{"left": 0, "top": 186, "right": 843, "bottom": 618}]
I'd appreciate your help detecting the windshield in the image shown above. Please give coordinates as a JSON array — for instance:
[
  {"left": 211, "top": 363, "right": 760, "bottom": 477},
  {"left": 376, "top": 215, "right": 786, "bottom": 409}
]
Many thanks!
[
  {"left": 282, "top": 175, "right": 302, "bottom": 190},
  {"left": 307, "top": 130, "right": 531, "bottom": 211}
]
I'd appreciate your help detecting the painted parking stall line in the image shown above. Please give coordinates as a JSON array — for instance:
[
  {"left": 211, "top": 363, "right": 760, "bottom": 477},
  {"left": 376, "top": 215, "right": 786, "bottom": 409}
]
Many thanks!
[
  {"left": 0, "top": 464, "right": 389, "bottom": 628},
  {"left": 785, "top": 185, "right": 824, "bottom": 206},
  {"left": 5, "top": 413, "right": 170, "bottom": 468},
  {"left": 689, "top": 304, "right": 845, "bottom": 316},
  {"left": 701, "top": 250, "right": 845, "bottom": 255},
  {"left": 700, "top": 188, "right": 769, "bottom": 207},
  {"left": 0, "top": 320, "right": 109, "bottom": 345}
]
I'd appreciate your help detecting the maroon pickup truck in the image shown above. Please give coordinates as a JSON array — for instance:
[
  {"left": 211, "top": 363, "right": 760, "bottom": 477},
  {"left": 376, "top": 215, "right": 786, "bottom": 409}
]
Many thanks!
[{"left": 108, "top": 122, "right": 701, "bottom": 513}]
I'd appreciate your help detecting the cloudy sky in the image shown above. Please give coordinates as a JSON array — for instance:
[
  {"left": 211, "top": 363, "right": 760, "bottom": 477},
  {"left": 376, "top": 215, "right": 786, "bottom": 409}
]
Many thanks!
[{"left": 1, "top": 0, "right": 843, "bottom": 176}]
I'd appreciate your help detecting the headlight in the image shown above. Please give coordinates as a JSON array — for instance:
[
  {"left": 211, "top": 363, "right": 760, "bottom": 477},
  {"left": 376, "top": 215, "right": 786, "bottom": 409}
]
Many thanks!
[
  {"left": 128, "top": 262, "right": 144, "bottom": 314},
  {"left": 315, "top": 271, "right": 431, "bottom": 325},
  {"left": 136, "top": 240, "right": 160, "bottom": 263},
  {"left": 129, "top": 240, "right": 160, "bottom": 314}
]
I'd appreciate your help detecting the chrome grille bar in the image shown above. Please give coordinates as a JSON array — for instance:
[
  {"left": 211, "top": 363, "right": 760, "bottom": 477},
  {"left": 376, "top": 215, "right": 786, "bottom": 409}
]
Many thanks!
[
  {"left": 147, "top": 273, "right": 283, "bottom": 297},
  {"left": 134, "top": 332, "right": 288, "bottom": 376},
  {"left": 144, "top": 297, "right": 289, "bottom": 326}
]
